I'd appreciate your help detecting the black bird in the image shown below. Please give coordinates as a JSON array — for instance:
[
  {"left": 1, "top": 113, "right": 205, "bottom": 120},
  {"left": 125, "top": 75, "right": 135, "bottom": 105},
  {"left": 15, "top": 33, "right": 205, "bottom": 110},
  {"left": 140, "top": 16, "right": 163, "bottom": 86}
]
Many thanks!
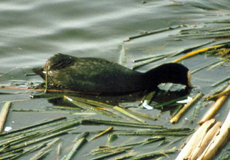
[{"left": 33, "top": 53, "right": 192, "bottom": 94}]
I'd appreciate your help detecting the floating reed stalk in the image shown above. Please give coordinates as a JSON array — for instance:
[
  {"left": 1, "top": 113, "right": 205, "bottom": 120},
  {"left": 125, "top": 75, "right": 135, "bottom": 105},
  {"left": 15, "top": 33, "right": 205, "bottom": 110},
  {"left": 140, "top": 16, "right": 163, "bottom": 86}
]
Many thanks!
[
  {"left": 0, "top": 84, "right": 80, "bottom": 93},
  {"left": 204, "top": 83, "right": 229, "bottom": 100},
  {"left": 90, "top": 146, "right": 132, "bottom": 156},
  {"left": 208, "top": 61, "right": 225, "bottom": 70},
  {"left": 132, "top": 55, "right": 167, "bottom": 69},
  {"left": 175, "top": 119, "right": 216, "bottom": 160},
  {"left": 64, "top": 96, "right": 121, "bottom": 119},
  {"left": 57, "top": 142, "right": 62, "bottom": 159},
  {"left": 189, "top": 122, "right": 222, "bottom": 160},
  {"left": 92, "top": 148, "right": 129, "bottom": 160},
  {"left": 69, "top": 96, "right": 114, "bottom": 108},
  {"left": 91, "top": 136, "right": 164, "bottom": 155},
  {"left": 197, "top": 110, "right": 230, "bottom": 160},
  {"left": 211, "top": 75, "right": 230, "bottom": 87},
  {"left": 81, "top": 119, "right": 163, "bottom": 129},
  {"left": 0, "top": 101, "right": 11, "bottom": 133},
  {"left": 0, "top": 117, "right": 67, "bottom": 137},
  {"left": 173, "top": 44, "right": 224, "bottom": 63},
  {"left": 30, "top": 138, "right": 60, "bottom": 160},
  {"left": 205, "top": 88, "right": 230, "bottom": 101},
  {"left": 112, "top": 129, "right": 192, "bottom": 137},
  {"left": 113, "top": 106, "right": 146, "bottom": 123},
  {"left": 191, "top": 60, "right": 221, "bottom": 74},
  {"left": 129, "top": 147, "right": 177, "bottom": 160},
  {"left": 133, "top": 54, "right": 165, "bottom": 63},
  {"left": 7, "top": 142, "right": 47, "bottom": 160},
  {"left": 62, "top": 132, "right": 88, "bottom": 160},
  {"left": 155, "top": 95, "right": 187, "bottom": 109},
  {"left": 198, "top": 85, "right": 230, "bottom": 125},
  {"left": 170, "top": 93, "right": 203, "bottom": 123},
  {"left": 0, "top": 118, "right": 79, "bottom": 155},
  {"left": 124, "top": 25, "right": 183, "bottom": 42},
  {"left": 125, "top": 108, "right": 157, "bottom": 121},
  {"left": 90, "top": 127, "right": 114, "bottom": 141},
  {"left": 1, "top": 127, "right": 75, "bottom": 154},
  {"left": 108, "top": 151, "right": 136, "bottom": 160}
]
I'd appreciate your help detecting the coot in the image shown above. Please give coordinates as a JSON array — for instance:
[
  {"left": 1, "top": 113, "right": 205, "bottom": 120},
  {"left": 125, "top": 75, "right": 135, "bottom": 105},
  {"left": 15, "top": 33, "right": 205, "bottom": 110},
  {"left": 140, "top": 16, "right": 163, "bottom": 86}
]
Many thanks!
[{"left": 33, "top": 53, "right": 192, "bottom": 94}]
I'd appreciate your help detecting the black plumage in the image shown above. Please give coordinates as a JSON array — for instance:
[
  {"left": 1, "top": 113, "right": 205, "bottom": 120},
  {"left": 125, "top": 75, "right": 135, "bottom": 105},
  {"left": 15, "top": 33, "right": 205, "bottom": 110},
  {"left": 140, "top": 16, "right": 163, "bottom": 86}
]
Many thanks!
[{"left": 33, "top": 53, "right": 192, "bottom": 94}]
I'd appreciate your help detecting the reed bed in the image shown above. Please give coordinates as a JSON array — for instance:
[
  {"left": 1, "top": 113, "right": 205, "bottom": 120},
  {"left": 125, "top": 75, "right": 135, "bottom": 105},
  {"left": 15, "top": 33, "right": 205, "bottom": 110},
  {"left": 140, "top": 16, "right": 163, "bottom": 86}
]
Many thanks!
[{"left": 1, "top": 42, "right": 230, "bottom": 159}]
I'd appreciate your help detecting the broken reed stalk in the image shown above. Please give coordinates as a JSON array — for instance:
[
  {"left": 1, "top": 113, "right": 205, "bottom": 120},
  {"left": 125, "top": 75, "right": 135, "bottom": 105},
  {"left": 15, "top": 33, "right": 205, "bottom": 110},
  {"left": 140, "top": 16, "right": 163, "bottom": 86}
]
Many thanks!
[
  {"left": 91, "top": 136, "right": 165, "bottom": 155},
  {"left": 175, "top": 119, "right": 216, "bottom": 160},
  {"left": 208, "top": 61, "right": 224, "bottom": 70},
  {"left": 198, "top": 85, "right": 230, "bottom": 125},
  {"left": 170, "top": 93, "right": 203, "bottom": 123},
  {"left": 90, "top": 146, "right": 132, "bottom": 156},
  {"left": 0, "top": 85, "right": 82, "bottom": 94},
  {"left": 0, "top": 132, "right": 39, "bottom": 149},
  {"left": 81, "top": 119, "right": 163, "bottom": 129},
  {"left": 124, "top": 25, "right": 183, "bottom": 42},
  {"left": 92, "top": 148, "right": 128, "bottom": 160},
  {"left": 57, "top": 142, "right": 62, "bottom": 158},
  {"left": 0, "top": 117, "right": 67, "bottom": 137},
  {"left": 6, "top": 142, "right": 47, "bottom": 160},
  {"left": 112, "top": 129, "right": 192, "bottom": 137},
  {"left": 191, "top": 60, "right": 221, "bottom": 74},
  {"left": 69, "top": 96, "right": 114, "bottom": 109},
  {"left": 154, "top": 95, "right": 187, "bottom": 109},
  {"left": 108, "top": 151, "right": 136, "bottom": 160},
  {"left": 132, "top": 55, "right": 167, "bottom": 69},
  {"left": 62, "top": 132, "right": 88, "bottom": 160},
  {"left": 204, "top": 83, "right": 229, "bottom": 100},
  {"left": 197, "top": 109, "right": 230, "bottom": 160},
  {"left": 63, "top": 96, "right": 121, "bottom": 119},
  {"left": 125, "top": 108, "right": 157, "bottom": 121},
  {"left": 189, "top": 122, "right": 222, "bottom": 160},
  {"left": 89, "top": 127, "right": 114, "bottom": 141},
  {"left": 72, "top": 98, "right": 126, "bottom": 118},
  {"left": 173, "top": 44, "right": 224, "bottom": 63},
  {"left": 30, "top": 138, "right": 60, "bottom": 160},
  {"left": 211, "top": 75, "right": 230, "bottom": 87},
  {"left": 112, "top": 106, "right": 146, "bottom": 123},
  {"left": 0, "top": 101, "right": 11, "bottom": 133},
  {"left": 129, "top": 147, "right": 177, "bottom": 160},
  {"left": 205, "top": 87, "right": 230, "bottom": 100},
  {"left": 133, "top": 54, "right": 165, "bottom": 63},
  {"left": 0, "top": 118, "right": 79, "bottom": 156},
  {"left": 1, "top": 127, "right": 75, "bottom": 155}
]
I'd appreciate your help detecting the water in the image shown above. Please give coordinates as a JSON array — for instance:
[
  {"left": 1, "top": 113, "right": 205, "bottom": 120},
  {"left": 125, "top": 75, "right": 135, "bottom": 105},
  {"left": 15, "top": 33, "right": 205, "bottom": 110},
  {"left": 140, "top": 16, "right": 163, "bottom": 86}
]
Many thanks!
[
  {"left": 1, "top": 0, "right": 230, "bottom": 159},
  {"left": 1, "top": 0, "right": 229, "bottom": 69}
]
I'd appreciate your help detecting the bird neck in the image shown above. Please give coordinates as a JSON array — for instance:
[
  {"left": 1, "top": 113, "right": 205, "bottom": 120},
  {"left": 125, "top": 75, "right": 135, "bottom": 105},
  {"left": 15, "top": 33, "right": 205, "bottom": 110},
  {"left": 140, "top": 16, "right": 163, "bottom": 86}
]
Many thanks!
[{"left": 143, "top": 68, "right": 164, "bottom": 89}]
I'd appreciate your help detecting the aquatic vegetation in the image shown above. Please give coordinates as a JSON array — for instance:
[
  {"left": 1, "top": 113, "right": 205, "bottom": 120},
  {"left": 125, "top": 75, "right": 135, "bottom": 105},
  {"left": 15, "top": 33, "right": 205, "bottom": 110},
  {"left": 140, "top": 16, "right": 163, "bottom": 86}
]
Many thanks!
[
  {"left": 198, "top": 85, "right": 230, "bottom": 125},
  {"left": 1, "top": 37, "right": 230, "bottom": 160},
  {"left": 170, "top": 93, "right": 203, "bottom": 123},
  {"left": 0, "top": 102, "right": 11, "bottom": 133}
]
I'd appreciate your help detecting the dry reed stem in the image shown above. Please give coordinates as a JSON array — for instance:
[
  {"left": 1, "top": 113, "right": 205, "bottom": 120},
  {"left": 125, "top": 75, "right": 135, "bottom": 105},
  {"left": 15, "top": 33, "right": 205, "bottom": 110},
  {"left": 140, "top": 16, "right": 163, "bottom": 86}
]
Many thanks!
[
  {"left": 173, "top": 44, "right": 223, "bottom": 63},
  {"left": 170, "top": 93, "right": 203, "bottom": 123},
  {"left": 0, "top": 101, "right": 11, "bottom": 132},
  {"left": 89, "top": 127, "right": 114, "bottom": 141},
  {"left": 198, "top": 85, "right": 230, "bottom": 125},
  {"left": 189, "top": 122, "right": 222, "bottom": 160},
  {"left": 197, "top": 110, "right": 230, "bottom": 160},
  {"left": 175, "top": 119, "right": 215, "bottom": 160}
]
